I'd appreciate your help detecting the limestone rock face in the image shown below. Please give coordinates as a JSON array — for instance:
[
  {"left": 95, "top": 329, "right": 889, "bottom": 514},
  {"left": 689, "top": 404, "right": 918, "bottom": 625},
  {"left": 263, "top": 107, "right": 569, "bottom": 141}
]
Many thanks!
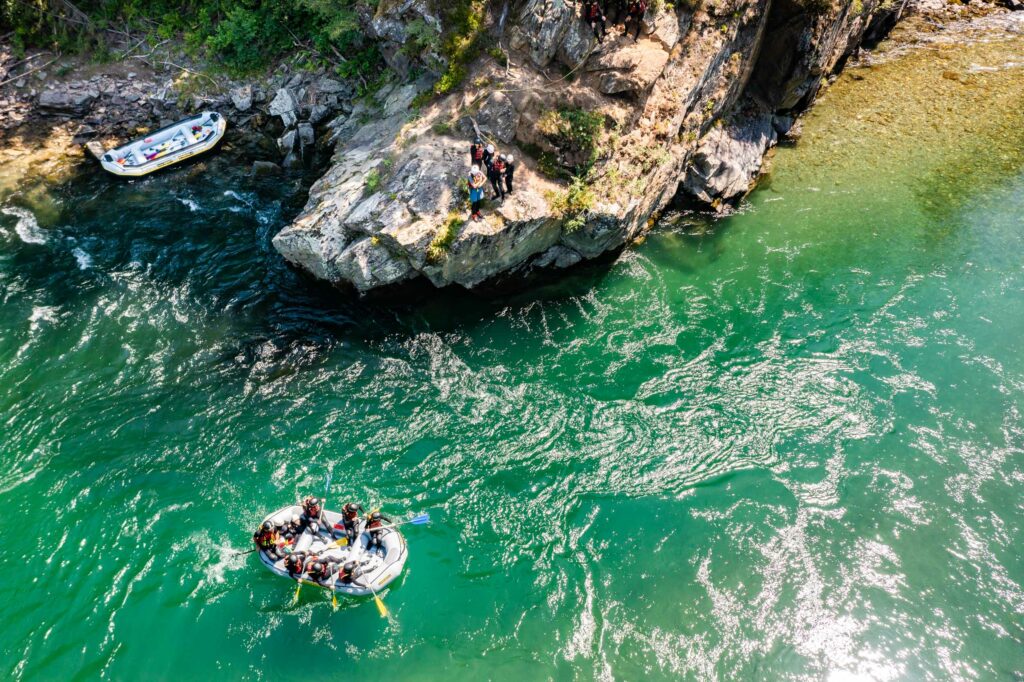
[
  {"left": 369, "top": 0, "right": 444, "bottom": 74},
  {"left": 516, "top": 0, "right": 576, "bottom": 67},
  {"left": 682, "top": 114, "right": 777, "bottom": 204},
  {"left": 588, "top": 40, "right": 671, "bottom": 94},
  {"left": 273, "top": 0, "right": 917, "bottom": 292}
]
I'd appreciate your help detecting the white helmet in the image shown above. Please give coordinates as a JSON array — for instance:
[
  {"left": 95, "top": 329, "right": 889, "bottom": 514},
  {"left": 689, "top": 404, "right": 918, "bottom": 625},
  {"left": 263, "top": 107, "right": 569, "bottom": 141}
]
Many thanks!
[
  {"left": 486, "top": 144, "right": 495, "bottom": 153},
  {"left": 291, "top": 514, "right": 301, "bottom": 524},
  {"left": 506, "top": 155, "right": 514, "bottom": 164},
  {"left": 471, "top": 164, "right": 480, "bottom": 174}
]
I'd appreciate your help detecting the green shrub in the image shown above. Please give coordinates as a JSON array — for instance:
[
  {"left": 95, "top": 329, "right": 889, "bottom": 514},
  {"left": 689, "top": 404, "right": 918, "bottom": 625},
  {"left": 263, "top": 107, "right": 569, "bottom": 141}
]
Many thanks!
[
  {"left": 546, "top": 176, "right": 596, "bottom": 233},
  {"left": 2, "top": 0, "right": 384, "bottom": 80},
  {"left": 538, "top": 108, "right": 606, "bottom": 175},
  {"left": 427, "top": 212, "right": 465, "bottom": 263},
  {"left": 365, "top": 169, "right": 382, "bottom": 194}
]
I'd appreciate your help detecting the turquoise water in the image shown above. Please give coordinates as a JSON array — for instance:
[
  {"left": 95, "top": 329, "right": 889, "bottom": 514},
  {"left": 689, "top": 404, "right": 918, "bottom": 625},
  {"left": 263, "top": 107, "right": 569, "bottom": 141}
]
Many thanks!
[{"left": 2, "top": 34, "right": 1023, "bottom": 680}]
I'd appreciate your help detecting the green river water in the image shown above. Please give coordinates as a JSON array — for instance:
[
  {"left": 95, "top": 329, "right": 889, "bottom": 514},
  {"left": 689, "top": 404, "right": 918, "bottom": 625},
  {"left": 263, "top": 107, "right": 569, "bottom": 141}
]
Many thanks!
[{"left": 1, "top": 21, "right": 1023, "bottom": 681}]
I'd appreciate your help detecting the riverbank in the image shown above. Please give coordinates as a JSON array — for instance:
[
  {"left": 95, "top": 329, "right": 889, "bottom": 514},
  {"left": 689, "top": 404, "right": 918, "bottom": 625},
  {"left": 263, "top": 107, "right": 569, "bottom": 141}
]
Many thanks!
[
  {"left": 270, "top": 0, "right": 1019, "bottom": 294},
  {"left": 1, "top": 0, "right": 1019, "bottom": 296}
]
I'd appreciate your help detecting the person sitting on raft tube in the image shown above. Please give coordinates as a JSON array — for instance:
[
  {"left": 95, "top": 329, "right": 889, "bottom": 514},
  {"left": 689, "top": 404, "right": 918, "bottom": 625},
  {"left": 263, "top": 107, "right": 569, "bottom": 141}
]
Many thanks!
[
  {"left": 280, "top": 514, "right": 303, "bottom": 542},
  {"left": 284, "top": 551, "right": 307, "bottom": 578},
  {"left": 339, "top": 502, "right": 364, "bottom": 545},
  {"left": 300, "top": 496, "right": 328, "bottom": 534},
  {"left": 253, "top": 521, "right": 285, "bottom": 560},
  {"left": 366, "top": 511, "right": 393, "bottom": 556},
  {"left": 337, "top": 560, "right": 367, "bottom": 586},
  {"left": 306, "top": 555, "right": 345, "bottom": 584}
]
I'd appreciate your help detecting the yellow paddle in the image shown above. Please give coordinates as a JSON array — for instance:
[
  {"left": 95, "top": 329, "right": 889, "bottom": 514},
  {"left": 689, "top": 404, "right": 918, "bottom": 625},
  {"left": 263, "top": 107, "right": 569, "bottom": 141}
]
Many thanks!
[{"left": 366, "top": 583, "right": 388, "bottom": 618}]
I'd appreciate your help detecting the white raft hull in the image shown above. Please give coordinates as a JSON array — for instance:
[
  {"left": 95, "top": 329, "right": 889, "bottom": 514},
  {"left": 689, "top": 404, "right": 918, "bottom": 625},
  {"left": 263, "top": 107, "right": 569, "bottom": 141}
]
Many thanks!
[
  {"left": 99, "top": 111, "right": 226, "bottom": 177},
  {"left": 258, "top": 505, "right": 408, "bottom": 598}
]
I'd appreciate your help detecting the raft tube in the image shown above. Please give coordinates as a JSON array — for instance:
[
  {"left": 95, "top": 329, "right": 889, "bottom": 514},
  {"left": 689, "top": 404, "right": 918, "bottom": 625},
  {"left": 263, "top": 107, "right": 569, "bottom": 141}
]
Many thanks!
[
  {"left": 99, "top": 112, "right": 226, "bottom": 177},
  {"left": 257, "top": 505, "right": 408, "bottom": 598}
]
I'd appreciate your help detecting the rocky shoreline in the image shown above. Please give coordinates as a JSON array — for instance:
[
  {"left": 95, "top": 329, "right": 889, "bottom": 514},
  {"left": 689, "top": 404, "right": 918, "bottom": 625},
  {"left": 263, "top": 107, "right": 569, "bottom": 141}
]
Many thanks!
[
  {"left": 1, "top": 0, "right": 1017, "bottom": 295},
  {"left": 271, "top": 0, "right": 1017, "bottom": 294}
]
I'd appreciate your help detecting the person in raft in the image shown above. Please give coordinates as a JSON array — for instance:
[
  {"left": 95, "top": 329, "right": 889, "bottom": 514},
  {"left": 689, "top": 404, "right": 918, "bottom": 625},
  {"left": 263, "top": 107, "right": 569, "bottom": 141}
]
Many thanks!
[
  {"left": 280, "top": 513, "right": 304, "bottom": 542},
  {"left": 339, "top": 501, "right": 364, "bottom": 546},
  {"left": 469, "top": 165, "right": 487, "bottom": 221},
  {"left": 365, "top": 510, "right": 393, "bottom": 556},
  {"left": 284, "top": 551, "right": 307, "bottom": 578},
  {"left": 300, "top": 496, "right": 329, "bottom": 535},
  {"left": 306, "top": 556, "right": 343, "bottom": 584},
  {"left": 253, "top": 521, "right": 286, "bottom": 560},
  {"left": 337, "top": 560, "right": 368, "bottom": 586}
]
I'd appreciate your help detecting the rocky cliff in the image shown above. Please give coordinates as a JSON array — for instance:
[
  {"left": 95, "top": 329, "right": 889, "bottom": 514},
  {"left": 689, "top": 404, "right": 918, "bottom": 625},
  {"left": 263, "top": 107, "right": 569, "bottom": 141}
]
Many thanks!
[{"left": 268, "top": 0, "right": 986, "bottom": 292}]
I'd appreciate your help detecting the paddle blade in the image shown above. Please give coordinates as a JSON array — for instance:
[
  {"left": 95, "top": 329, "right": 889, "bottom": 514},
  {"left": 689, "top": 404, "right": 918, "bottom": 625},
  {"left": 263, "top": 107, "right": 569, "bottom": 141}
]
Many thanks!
[
  {"left": 332, "top": 592, "right": 338, "bottom": 611},
  {"left": 293, "top": 581, "right": 302, "bottom": 604},
  {"left": 409, "top": 513, "right": 430, "bottom": 525},
  {"left": 374, "top": 595, "right": 388, "bottom": 618}
]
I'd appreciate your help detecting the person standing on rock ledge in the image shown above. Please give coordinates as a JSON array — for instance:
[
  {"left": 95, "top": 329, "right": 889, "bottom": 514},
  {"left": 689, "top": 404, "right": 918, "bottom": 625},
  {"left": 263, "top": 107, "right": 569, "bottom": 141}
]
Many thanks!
[
  {"left": 489, "top": 154, "right": 507, "bottom": 202},
  {"left": 470, "top": 138, "right": 486, "bottom": 168},
  {"left": 606, "top": 0, "right": 627, "bottom": 25},
  {"left": 625, "top": 0, "right": 646, "bottom": 42},
  {"left": 504, "top": 155, "right": 516, "bottom": 196},
  {"left": 583, "top": 0, "right": 608, "bottom": 44},
  {"left": 469, "top": 166, "right": 487, "bottom": 221}
]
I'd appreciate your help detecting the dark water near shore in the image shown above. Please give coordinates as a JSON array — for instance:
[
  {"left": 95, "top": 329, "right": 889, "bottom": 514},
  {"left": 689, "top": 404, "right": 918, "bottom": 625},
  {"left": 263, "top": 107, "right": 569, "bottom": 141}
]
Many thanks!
[{"left": 1, "top": 23, "right": 1023, "bottom": 681}]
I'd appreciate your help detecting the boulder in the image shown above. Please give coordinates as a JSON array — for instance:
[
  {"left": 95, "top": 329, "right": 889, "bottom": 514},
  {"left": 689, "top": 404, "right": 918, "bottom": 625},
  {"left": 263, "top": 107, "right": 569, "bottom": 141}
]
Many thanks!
[
  {"left": 589, "top": 43, "right": 670, "bottom": 94},
  {"left": 309, "top": 103, "right": 331, "bottom": 125},
  {"left": 297, "top": 122, "right": 315, "bottom": 152},
  {"left": 682, "top": 114, "right": 776, "bottom": 204},
  {"left": 252, "top": 160, "right": 284, "bottom": 176},
  {"left": 556, "top": 15, "right": 596, "bottom": 68},
  {"left": 268, "top": 88, "right": 298, "bottom": 128},
  {"left": 278, "top": 129, "right": 297, "bottom": 156},
  {"left": 230, "top": 85, "right": 253, "bottom": 112},
  {"left": 476, "top": 91, "right": 520, "bottom": 143},
  {"left": 38, "top": 89, "right": 97, "bottom": 115},
  {"left": 517, "top": 0, "right": 575, "bottom": 68},
  {"left": 334, "top": 237, "right": 415, "bottom": 292},
  {"left": 314, "top": 77, "right": 348, "bottom": 94}
]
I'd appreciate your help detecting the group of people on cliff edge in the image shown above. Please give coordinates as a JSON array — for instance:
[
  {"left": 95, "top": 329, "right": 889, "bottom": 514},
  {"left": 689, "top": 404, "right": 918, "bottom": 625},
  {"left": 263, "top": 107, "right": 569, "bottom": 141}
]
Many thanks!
[
  {"left": 582, "top": 0, "right": 647, "bottom": 44},
  {"left": 467, "top": 137, "right": 516, "bottom": 221}
]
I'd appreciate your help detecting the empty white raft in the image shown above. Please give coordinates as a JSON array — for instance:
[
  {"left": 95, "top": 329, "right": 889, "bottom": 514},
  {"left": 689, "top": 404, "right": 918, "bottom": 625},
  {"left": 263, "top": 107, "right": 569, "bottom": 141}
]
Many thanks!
[
  {"left": 257, "top": 505, "right": 408, "bottom": 598},
  {"left": 99, "top": 111, "right": 226, "bottom": 177}
]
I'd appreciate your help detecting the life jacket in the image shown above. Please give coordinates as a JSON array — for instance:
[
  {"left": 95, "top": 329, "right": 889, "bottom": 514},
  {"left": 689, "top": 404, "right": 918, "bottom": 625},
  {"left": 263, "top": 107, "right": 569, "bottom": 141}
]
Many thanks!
[
  {"left": 255, "top": 529, "right": 277, "bottom": 549},
  {"left": 285, "top": 554, "right": 304, "bottom": 575},
  {"left": 587, "top": 3, "right": 601, "bottom": 19},
  {"left": 493, "top": 159, "right": 506, "bottom": 174},
  {"left": 632, "top": 0, "right": 646, "bottom": 15},
  {"left": 472, "top": 145, "right": 484, "bottom": 161}
]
